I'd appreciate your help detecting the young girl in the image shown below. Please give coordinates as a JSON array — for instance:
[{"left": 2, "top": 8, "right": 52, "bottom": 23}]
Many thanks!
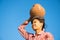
[{"left": 18, "top": 16, "right": 54, "bottom": 40}]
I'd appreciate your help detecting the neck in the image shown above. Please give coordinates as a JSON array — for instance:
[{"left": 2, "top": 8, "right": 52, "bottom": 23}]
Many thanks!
[{"left": 35, "top": 29, "right": 42, "bottom": 34}]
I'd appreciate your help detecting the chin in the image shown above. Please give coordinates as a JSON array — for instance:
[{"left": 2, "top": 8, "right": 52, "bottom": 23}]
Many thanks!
[{"left": 32, "top": 26, "right": 38, "bottom": 30}]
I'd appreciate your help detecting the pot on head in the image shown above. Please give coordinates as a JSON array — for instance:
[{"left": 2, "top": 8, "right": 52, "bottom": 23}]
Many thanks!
[{"left": 30, "top": 4, "right": 45, "bottom": 18}]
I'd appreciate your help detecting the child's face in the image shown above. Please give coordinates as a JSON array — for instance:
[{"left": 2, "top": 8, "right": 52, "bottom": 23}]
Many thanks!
[{"left": 32, "top": 19, "right": 43, "bottom": 30}]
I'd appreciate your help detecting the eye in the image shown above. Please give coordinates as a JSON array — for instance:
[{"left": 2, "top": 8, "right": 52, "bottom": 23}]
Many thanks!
[{"left": 33, "top": 21, "right": 36, "bottom": 23}]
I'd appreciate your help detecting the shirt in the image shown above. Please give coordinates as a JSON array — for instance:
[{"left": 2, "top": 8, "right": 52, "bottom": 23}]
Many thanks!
[{"left": 18, "top": 24, "right": 54, "bottom": 40}]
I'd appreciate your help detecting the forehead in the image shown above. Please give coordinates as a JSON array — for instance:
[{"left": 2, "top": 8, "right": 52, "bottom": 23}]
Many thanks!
[{"left": 33, "top": 19, "right": 40, "bottom": 22}]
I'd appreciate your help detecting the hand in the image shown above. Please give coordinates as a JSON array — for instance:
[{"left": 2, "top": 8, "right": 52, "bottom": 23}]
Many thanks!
[
  {"left": 28, "top": 17, "right": 32, "bottom": 22},
  {"left": 23, "top": 20, "right": 29, "bottom": 25},
  {"left": 22, "top": 17, "right": 32, "bottom": 25}
]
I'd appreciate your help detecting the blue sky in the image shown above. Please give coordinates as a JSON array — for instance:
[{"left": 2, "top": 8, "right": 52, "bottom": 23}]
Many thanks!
[{"left": 0, "top": 0, "right": 60, "bottom": 40}]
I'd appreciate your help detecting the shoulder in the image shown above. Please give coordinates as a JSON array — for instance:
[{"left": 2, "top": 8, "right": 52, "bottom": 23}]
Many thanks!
[
  {"left": 45, "top": 32, "right": 54, "bottom": 40},
  {"left": 45, "top": 32, "right": 53, "bottom": 36}
]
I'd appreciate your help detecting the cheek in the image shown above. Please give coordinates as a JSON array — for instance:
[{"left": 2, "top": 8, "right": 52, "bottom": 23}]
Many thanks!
[
  {"left": 36, "top": 23, "right": 42, "bottom": 28},
  {"left": 32, "top": 22, "right": 42, "bottom": 29},
  {"left": 32, "top": 24, "right": 39, "bottom": 29},
  {"left": 36, "top": 23, "right": 40, "bottom": 26}
]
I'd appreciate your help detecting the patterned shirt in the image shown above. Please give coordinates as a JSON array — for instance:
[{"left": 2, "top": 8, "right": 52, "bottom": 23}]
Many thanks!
[{"left": 18, "top": 24, "right": 54, "bottom": 40}]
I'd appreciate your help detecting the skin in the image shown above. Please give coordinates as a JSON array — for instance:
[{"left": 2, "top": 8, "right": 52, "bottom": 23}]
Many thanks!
[
  {"left": 32, "top": 19, "right": 43, "bottom": 34},
  {"left": 20, "top": 18, "right": 43, "bottom": 34},
  {"left": 18, "top": 18, "right": 54, "bottom": 40}
]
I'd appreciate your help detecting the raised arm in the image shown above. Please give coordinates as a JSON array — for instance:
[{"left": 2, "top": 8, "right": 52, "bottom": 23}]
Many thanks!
[{"left": 18, "top": 18, "right": 31, "bottom": 39}]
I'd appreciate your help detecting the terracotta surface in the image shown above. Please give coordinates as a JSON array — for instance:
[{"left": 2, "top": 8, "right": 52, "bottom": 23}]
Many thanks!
[{"left": 30, "top": 4, "right": 45, "bottom": 18}]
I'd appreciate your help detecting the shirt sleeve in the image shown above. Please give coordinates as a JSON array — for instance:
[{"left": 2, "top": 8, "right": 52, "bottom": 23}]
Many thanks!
[
  {"left": 46, "top": 32, "right": 54, "bottom": 40},
  {"left": 18, "top": 24, "right": 29, "bottom": 39}
]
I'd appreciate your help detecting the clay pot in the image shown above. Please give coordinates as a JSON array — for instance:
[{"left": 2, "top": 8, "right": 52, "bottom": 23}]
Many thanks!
[{"left": 30, "top": 4, "right": 45, "bottom": 18}]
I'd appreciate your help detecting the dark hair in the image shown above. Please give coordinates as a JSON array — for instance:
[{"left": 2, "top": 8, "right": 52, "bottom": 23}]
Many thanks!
[{"left": 31, "top": 18, "right": 45, "bottom": 30}]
